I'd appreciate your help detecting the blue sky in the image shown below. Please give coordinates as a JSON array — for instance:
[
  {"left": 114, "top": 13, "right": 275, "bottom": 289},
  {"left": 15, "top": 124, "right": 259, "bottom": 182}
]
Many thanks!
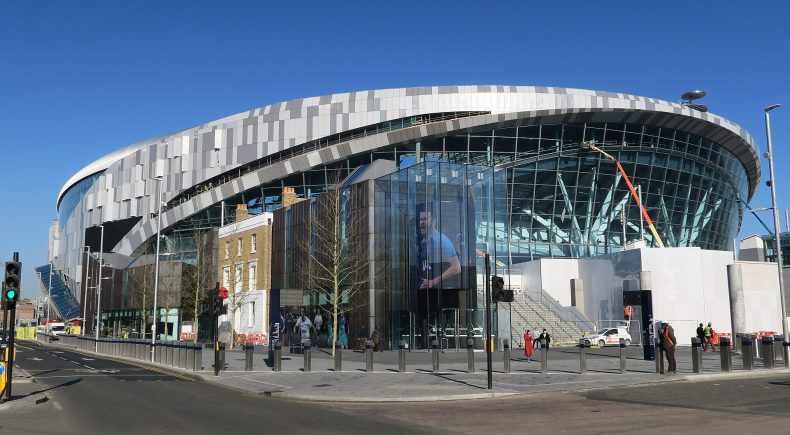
[{"left": 1, "top": 1, "right": 789, "bottom": 295}]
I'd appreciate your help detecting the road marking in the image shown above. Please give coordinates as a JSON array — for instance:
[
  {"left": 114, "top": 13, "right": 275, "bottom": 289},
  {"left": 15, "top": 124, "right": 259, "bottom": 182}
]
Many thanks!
[
  {"left": 101, "top": 369, "right": 120, "bottom": 374},
  {"left": 83, "top": 365, "right": 94, "bottom": 369},
  {"left": 27, "top": 357, "right": 43, "bottom": 361},
  {"left": 53, "top": 401, "right": 63, "bottom": 411},
  {"left": 81, "top": 358, "right": 95, "bottom": 361},
  {"left": 242, "top": 377, "right": 292, "bottom": 390}
]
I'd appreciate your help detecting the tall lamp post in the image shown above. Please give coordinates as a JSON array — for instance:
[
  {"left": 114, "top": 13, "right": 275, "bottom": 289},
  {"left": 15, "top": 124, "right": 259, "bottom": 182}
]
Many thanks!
[
  {"left": 151, "top": 175, "right": 164, "bottom": 362},
  {"left": 47, "top": 263, "right": 53, "bottom": 329},
  {"left": 95, "top": 225, "right": 104, "bottom": 352},
  {"left": 764, "top": 103, "right": 789, "bottom": 367}
]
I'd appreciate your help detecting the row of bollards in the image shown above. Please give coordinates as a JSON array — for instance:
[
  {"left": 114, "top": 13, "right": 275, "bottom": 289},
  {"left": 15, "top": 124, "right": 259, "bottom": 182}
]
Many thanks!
[{"left": 52, "top": 334, "right": 203, "bottom": 371}]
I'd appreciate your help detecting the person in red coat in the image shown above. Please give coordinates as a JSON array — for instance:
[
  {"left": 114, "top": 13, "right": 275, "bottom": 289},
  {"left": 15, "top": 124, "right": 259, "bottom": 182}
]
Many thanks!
[{"left": 524, "top": 330, "right": 534, "bottom": 361}]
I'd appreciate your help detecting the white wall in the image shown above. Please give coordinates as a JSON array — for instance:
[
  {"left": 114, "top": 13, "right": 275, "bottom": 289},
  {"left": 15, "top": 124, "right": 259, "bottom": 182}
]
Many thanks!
[
  {"left": 538, "top": 259, "right": 579, "bottom": 306},
  {"left": 739, "top": 262, "right": 783, "bottom": 334}
]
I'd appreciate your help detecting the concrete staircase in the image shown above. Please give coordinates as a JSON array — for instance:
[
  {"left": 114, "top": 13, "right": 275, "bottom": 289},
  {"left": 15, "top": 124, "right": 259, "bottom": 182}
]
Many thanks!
[{"left": 510, "top": 292, "right": 594, "bottom": 347}]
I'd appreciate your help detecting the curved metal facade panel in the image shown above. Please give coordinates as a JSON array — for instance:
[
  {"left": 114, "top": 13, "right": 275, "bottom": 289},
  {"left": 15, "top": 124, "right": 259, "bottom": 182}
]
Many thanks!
[{"left": 53, "top": 86, "right": 760, "bottom": 277}]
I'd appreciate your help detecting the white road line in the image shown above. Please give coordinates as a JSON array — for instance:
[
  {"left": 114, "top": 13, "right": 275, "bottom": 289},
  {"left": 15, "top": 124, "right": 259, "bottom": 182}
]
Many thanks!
[
  {"left": 83, "top": 365, "right": 94, "bottom": 369},
  {"left": 242, "top": 377, "right": 292, "bottom": 390},
  {"left": 53, "top": 402, "right": 63, "bottom": 411}
]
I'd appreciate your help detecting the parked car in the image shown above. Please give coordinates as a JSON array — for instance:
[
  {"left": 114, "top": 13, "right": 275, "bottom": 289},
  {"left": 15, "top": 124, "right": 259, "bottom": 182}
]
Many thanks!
[{"left": 583, "top": 327, "right": 632, "bottom": 347}]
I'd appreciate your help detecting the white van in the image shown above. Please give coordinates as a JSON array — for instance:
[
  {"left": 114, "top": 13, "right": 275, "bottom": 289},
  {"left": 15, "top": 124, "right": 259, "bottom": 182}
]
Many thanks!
[{"left": 48, "top": 322, "right": 66, "bottom": 336}]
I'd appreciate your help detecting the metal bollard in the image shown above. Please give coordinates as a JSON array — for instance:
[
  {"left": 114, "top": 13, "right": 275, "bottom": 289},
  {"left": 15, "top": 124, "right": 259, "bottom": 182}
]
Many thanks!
[
  {"left": 753, "top": 335, "right": 761, "bottom": 359},
  {"left": 540, "top": 338, "right": 547, "bottom": 374},
  {"left": 244, "top": 343, "right": 254, "bottom": 371},
  {"left": 503, "top": 340, "right": 511, "bottom": 374},
  {"left": 334, "top": 341, "right": 342, "bottom": 372},
  {"left": 773, "top": 336, "right": 783, "bottom": 365},
  {"left": 192, "top": 343, "right": 202, "bottom": 371},
  {"left": 720, "top": 337, "right": 731, "bottom": 372},
  {"left": 366, "top": 340, "right": 374, "bottom": 372},
  {"left": 274, "top": 341, "right": 282, "bottom": 372},
  {"left": 219, "top": 343, "right": 226, "bottom": 371},
  {"left": 303, "top": 342, "right": 311, "bottom": 373},
  {"left": 431, "top": 340, "right": 440, "bottom": 373},
  {"left": 784, "top": 342, "right": 790, "bottom": 368},
  {"left": 158, "top": 340, "right": 166, "bottom": 365},
  {"left": 170, "top": 341, "right": 178, "bottom": 367},
  {"left": 398, "top": 341, "right": 407, "bottom": 373},
  {"left": 579, "top": 339, "right": 586, "bottom": 375},
  {"left": 691, "top": 337, "right": 702, "bottom": 373},
  {"left": 762, "top": 336, "right": 774, "bottom": 369},
  {"left": 467, "top": 339, "right": 475, "bottom": 373},
  {"left": 655, "top": 338, "right": 664, "bottom": 374},
  {"left": 742, "top": 336, "right": 754, "bottom": 371},
  {"left": 619, "top": 338, "right": 626, "bottom": 374},
  {"left": 179, "top": 342, "right": 188, "bottom": 369},
  {"left": 186, "top": 342, "right": 196, "bottom": 371}
]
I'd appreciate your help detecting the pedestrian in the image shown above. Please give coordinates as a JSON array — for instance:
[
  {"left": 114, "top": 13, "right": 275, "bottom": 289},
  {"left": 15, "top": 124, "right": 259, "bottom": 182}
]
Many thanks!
[
  {"left": 294, "top": 312, "right": 315, "bottom": 346},
  {"left": 538, "top": 329, "right": 551, "bottom": 351},
  {"left": 338, "top": 312, "right": 349, "bottom": 349},
  {"left": 623, "top": 305, "right": 632, "bottom": 322},
  {"left": 659, "top": 321, "right": 677, "bottom": 374},
  {"left": 704, "top": 322, "right": 717, "bottom": 351},
  {"left": 313, "top": 310, "right": 323, "bottom": 346},
  {"left": 523, "top": 330, "right": 534, "bottom": 361},
  {"left": 696, "top": 323, "right": 706, "bottom": 351}
]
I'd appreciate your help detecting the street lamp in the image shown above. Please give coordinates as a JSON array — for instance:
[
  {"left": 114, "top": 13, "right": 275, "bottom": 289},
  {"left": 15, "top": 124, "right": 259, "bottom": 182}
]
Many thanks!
[
  {"left": 151, "top": 175, "right": 165, "bottom": 362},
  {"left": 95, "top": 225, "right": 104, "bottom": 352},
  {"left": 764, "top": 103, "right": 789, "bottom": 367}
]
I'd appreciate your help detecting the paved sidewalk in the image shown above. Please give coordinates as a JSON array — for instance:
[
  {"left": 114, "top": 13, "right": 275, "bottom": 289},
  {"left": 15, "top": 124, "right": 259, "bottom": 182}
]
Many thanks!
[
  {"left": 31, "top": 338, "right": 790, "bottom": 403},
  {"left": 195, "top": 344, "right": 790, "bottom": 402}
]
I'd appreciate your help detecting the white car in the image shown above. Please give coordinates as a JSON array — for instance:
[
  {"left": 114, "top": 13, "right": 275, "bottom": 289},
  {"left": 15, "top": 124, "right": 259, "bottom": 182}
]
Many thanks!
[{"left": 583, "top": 327, "right": 632, "bottom": 347}]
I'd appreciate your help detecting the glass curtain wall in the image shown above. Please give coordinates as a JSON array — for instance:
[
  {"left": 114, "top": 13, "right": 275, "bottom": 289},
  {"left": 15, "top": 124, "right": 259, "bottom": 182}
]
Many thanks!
[{"left": 375, "top": 161, "right": 508, "bottom": 350}]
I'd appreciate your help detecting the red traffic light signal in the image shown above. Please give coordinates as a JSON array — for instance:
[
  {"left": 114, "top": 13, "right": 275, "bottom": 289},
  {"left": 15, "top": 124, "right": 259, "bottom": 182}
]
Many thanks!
[{"left": 218, "top": 287, "right": 229, "bottom": 299}]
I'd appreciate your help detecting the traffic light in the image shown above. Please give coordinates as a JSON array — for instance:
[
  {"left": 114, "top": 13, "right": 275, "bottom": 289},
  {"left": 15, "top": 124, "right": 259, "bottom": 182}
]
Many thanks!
[
  {"left": 4, "top": 261, "right": 21, "bottom": 308},
  {"left": 211, "top": 285, "right": 227, "bottom": 316},
  {"left": 490, "top": 275, "right": 514, "bottom": 303}
]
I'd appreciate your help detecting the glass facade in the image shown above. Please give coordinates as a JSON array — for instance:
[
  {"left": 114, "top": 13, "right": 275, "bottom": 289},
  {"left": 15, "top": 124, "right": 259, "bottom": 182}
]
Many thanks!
[
  {"left": 229, "top": 121, "right": 749, "bottom": 264},
  {"left": 375, "top": 161, "right": 509, "bottom": 350}
]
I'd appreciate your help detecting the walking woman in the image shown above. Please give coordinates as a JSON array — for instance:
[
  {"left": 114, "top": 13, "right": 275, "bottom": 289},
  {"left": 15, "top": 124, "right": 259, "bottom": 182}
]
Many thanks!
[{"left": 524, "top": 330, "right": 534, "bottom": 361}]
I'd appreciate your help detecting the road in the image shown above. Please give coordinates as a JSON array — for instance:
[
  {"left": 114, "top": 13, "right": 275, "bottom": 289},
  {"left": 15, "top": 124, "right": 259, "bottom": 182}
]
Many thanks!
[
  {"left": 1, "top": 341, "right": 436, "bottom": 434},
  {"left": 3, "top": 341, "right": 790, "bottom": 434}
]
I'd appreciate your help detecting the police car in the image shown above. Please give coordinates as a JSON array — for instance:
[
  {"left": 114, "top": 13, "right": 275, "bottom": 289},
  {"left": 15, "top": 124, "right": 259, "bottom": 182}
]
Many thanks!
[{"left": 583, "top": 327, "right": 632, "bottom": 347}]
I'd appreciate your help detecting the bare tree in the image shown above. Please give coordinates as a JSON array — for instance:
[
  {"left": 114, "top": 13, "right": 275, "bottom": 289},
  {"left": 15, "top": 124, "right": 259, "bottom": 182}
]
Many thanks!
[
  {"left": 128, "top": 244, "right": 155, "bottom": 339},
  {"left": 299, "top": 179, "right": 375, "bottom": 356},
  {"left": 180, "top": 225, "right": 217, "bottom": 342},
  {"left": 156, "top": 262, "right": 182, "bottom": 339},
  {"left": 226, "top": 263, "right": 255, "bottom": 349}
]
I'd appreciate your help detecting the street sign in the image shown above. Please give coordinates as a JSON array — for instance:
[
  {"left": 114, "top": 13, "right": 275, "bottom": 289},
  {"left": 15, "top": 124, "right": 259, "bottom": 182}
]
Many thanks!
[{"left": 218, "top": 287, "right": 229, "bottom": 299}]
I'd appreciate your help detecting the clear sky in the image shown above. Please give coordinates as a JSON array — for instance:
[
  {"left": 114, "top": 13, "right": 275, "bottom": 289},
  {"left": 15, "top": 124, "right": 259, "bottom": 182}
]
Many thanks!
[{"left": 1, "top": 0, "right": 788, "bottom": 296}]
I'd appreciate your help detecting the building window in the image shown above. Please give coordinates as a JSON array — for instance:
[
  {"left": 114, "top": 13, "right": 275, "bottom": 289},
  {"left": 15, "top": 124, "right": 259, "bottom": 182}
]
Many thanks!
[
  {"left": 237, "top": 238, "right": 243, "bottom": 257},
  {"left": 224, "top": 241, "right": 230, "bottom": 260},
  {"left": 222, "top": 266, "right": 230, "bottom": 289},
  {"left": 248, "top": 301, "right": 255, "bottom": 328},
  {"left": 248, "top": 261, "right": 257, "bottom": 292},
  {"left": 251, "top": 234, "right": 257, "bottom": 253},
  {"left": 234, "top": 263, "right": 243, "bottom": 293}
]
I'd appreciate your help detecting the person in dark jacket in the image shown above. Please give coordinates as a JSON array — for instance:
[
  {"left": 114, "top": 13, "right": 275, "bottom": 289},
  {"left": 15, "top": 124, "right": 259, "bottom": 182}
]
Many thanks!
[
  {"left": 538, "top": 329, "right": 552, "bottom": 351},
  {"left": 660, "top": 321, "right": 677, "bottom": 374},
  {"left": 696, "top": 323, "right": 706, "bottom": 351}
]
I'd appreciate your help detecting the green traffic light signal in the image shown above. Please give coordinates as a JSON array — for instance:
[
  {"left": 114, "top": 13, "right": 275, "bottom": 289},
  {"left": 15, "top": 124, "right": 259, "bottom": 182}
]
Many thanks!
[{"left": 5, "top": 289, "right": 16, "bottom": 301}]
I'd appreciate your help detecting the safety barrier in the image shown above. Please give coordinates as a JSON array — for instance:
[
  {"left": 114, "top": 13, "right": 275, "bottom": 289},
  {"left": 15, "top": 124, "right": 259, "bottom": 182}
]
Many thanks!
[{"left": 40, "top": 334, "right": 201, "bottom": 371}]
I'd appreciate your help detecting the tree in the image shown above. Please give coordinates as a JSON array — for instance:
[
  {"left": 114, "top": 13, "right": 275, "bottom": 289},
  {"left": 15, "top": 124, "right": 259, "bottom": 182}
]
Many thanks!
[
  {"left": 156, "top": 262, "right": 182, "bottom": 339},
  {"left": 180, "top": 225, "right": 217, "bottom": 343},
  {"left": 127, "top": 244, "right": 155, "bottom": 339},
  {"left": 299, "top": 178, "right": 377, "bottom": 356}
]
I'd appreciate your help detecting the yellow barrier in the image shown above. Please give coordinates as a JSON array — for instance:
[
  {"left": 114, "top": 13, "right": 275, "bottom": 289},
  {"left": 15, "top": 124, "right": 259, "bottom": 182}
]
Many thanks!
[
  {"left": 68, "top": 326, "right": 82, "bottom": 335},
  {"left": 15, "top": 326, "right": 36, "bottom": 340}
]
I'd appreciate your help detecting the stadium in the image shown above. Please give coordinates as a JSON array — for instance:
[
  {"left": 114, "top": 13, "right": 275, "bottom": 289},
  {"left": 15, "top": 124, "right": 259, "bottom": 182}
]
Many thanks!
[{"left": 42, "top": 85, "right": 759, "bottom": 346}]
